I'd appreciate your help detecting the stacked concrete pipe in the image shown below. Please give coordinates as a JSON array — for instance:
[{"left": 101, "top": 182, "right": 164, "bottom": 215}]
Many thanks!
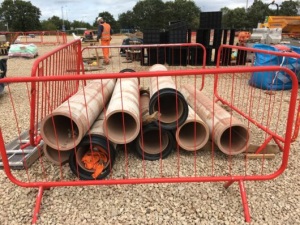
[
  {"left": 43, "top": 144, "right": 72, "bottom": 165},
  {"left": 69, "top": 112, "right": 116, "bottom": 180},
  {"left": 180, "top": 85, "right": 251, "bottom": 155},
  {"left": 104, "top": 76, "right": 140, "bottom": 144},
  {"left": 135, "top": 91, "right": 175, "bottom": 160},
  {"left": 148, "top": 64, "right": 189, "bottom": 130},
  {"left": 40, "top": 79, "right": 116, "bottom": 151},
  {"left": 175, "top": 105, "right": 209, "bottom": 151}
]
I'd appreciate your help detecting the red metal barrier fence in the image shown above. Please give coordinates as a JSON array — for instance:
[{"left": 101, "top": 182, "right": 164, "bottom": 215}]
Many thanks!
[
  {"left": 0, "top": 41, "right": 298, "bottom": 224},
  {"left": 0, "top": 31, "right": 67, "bottom": 45},
  {"left": 216, "top": 44, "right": 300, "bottom": 142}
]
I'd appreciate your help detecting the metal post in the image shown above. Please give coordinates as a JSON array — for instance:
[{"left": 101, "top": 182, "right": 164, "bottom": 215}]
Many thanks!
[{"left": 61, "top": 6, "right": 65, "bottom": 31}]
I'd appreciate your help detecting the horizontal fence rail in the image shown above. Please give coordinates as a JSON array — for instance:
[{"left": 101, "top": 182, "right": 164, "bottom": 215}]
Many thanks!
[
  {"left": 0, "top": 42, "right": 298, "bottom": 224},
  {"left": 0, "top": 31, "right": 67, "bottom": 45},
  {"left": 216, "top": 44, "right": 300, "bottom": 142}
]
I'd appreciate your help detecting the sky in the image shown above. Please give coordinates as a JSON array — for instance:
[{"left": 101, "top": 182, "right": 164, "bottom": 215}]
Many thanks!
[{"left": 1, "top": 0, "right": 287, "bottom": 24}]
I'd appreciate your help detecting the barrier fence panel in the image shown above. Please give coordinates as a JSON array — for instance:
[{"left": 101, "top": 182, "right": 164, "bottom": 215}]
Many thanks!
[
  {"left": 0, "top": 31, "right": 67, "bottom": 45},
  {"left": 29, "top": 39, "right": 83, "bottom": 146},
  {"left": 0, "top": 43, "right": 298, "bottom": 224},
  {"left": 216, "top": 44, "right": 300, "bottom": 142}
]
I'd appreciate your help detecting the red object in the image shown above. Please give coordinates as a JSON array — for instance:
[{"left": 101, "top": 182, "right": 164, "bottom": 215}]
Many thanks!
[{"left": 0, "top": 41, "right": 299, "bottom": 224}]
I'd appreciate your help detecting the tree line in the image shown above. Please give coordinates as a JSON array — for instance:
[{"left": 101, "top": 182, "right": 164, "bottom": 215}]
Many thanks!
[{"left": 0, "top": 0, "right": 299, "bottom": 32}]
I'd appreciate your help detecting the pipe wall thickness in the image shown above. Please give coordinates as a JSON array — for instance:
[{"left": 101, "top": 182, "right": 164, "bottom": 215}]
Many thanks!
[
  {"left": 43, "top": 144, "right": 72, "bottom": 165},
  {"left": 104, "top": 78, "right": 140, "bottom": 144},
  {"left": 149, "top": 64, "right": 189, "bottom": 130},
  {"left": 180, "top": 85, "right": 251, "bottom": 155},
  {"left": 41, "top": 79, "right": 116, "bottom": 151},
  {"left": 175, "top": 105, "right": 209, "bottom": 151},
  {"left": 135, "top": 91, "right": 175, "bottom": 160},
  {"left": 69, "top": 111, "right": 117, "bottom": 180}
]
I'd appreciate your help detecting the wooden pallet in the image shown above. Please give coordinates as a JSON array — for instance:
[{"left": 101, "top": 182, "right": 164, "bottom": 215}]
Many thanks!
[{"left": 0, "top": 130, "right": 43, "bottom": 170}]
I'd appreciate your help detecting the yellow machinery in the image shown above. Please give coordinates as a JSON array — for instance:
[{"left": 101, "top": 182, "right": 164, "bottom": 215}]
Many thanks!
[{"left": 260, "top": 16, "right": 300, "bottom": 37}]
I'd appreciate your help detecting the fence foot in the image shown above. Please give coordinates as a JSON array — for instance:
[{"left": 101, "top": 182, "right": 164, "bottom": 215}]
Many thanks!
[
  {"left": 32, "top": 186, "right": 45, "bottom": 224},
  {"left": 224, "top": 180, "right": 251, "bottom": 223},
  {"left": 239, "top": 180, "right": 251, "bottom": 223},
  {"left": 223, "top": 180, "right": 234, "bottom": 189}
]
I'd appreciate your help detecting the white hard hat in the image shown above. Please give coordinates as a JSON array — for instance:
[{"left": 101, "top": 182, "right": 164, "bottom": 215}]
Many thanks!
[{"left": 97, "top": 17, "right": 103, "bottom": 22}]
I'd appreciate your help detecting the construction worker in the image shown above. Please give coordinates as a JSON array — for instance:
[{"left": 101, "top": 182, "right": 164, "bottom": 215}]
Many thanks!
[{"left": 97, "top": 17, "right": 112, "bottom": 65}]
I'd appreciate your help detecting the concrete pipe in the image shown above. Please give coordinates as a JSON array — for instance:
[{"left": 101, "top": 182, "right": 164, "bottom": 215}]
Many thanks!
[
  {"left": 43, "top": 144, "right": 72, "bottom": 165},
  {"left": 135, "top": 90, "right": 175, "bottom": 160},
  {"left": 180, "top": 85, "right": 251, "bottom": 155},
  {"left": 41, "top": 78, "right": 116, "bottom": 151},
  {"left": 140, "top": 90, "right": 150, "bottom": 120},
  {"left": 149, "top": 64, "right": 188, "bottom": 130},
  {"left": 175, "top": 105, "right": 209, "bottom": 151},
  {"left": 104, "top": 77, "right": 140, "bottom": 144},
  {"left": 135, "top": 122, "right": 175, "bottom": 161},
  {"left": 69, "top": 112, "right": 117, "bottom": 180}
]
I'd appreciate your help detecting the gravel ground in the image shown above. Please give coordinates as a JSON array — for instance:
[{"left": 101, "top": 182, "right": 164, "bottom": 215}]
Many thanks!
[{"left": 0, "top": 35, "right": 300, "bottom": 225}]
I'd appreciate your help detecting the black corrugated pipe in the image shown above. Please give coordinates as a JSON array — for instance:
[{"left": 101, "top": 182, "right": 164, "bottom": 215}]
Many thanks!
[
  {"left": 69, "top": 134, "right": 116, "bottom": 180},
  {"left": 149, "top": 87, "right": 189, "bottom": 130},
  {"left": 134, "top": 122, "right": 175, "bottom": 161},
  {"left": 148, "top": 64, "right": 189, "bottom": 130}
]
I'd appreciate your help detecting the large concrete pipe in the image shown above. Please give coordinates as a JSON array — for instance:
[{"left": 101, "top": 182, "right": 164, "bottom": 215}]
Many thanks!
[
  {"left": 43, "top": 144, "right": 72, "bottom": 165},
  {"left": 69, "top": 112, "right": 117, "bottom": 180},
  {"left": 180, "top": 85, "right": 251, "bottom": 155},
  {"left": 135, "top": 91, "right": 175, "bottom": 160},
  {"left": 104, "top": 77, "right": 140, "bottom": 144},
  {"left": 41, "top": 79, "right": 116, "bottom": 151},
  {"left": 149, "top": 64, "right": 189, "bottom": 130},
  {"left": 175, "top": 105, "right": 209, "bottom": 151}
]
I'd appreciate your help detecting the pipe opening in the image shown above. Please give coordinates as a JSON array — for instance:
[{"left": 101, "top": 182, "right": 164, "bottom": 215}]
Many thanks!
[
  {"left": 220, "top": 125, "right": 249, "bottom": 154},
  {"left": 75, "top": 146, "right": 109, "bottom": 172},
  {"left": 106, "top": 112, "right": 138, "bottom": 143},
  {"left": 178, "top": 122, "right": 208, "bottom": 150},
  {"left": 43, "top": 144, "right": 72, "bottom": 165},
  {"left": 139, "top": 130, "right": 169, "bottom": 154},
  {"left": 153, "top": 94, "right": 184, "bottom": 123},
  {"left": 42, "top": 115, "right": 79, "bottom": 149},
  {"left": 69, "top": 135, "right": 116, "bottom": 180}
]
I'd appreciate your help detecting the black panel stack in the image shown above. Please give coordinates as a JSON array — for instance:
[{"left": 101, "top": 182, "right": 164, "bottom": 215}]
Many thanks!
[
  {"left": 220, "top": 29, "right": 236, "bottom": 66},
  {"left": 190, "top": 12, "right": 237, "bottom": 66},
  {"left": 142, "top": 29, "right": 165, "bottom": 66},
  {"left": 168, "top": 21, "right": 188, "bottom": 66},
  {"left": 143, "top": 29, "right": 161, "bottom": 44},
  {"left": 197, "top": 12, "right": 222, "bottom": 65},
  {"left": 199, "top": 12, "right": 222, "bottom": 29}
]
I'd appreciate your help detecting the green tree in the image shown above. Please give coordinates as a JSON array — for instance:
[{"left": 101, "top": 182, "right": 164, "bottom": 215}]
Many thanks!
[
  {"left": 164, "top": 0, "right": 200, "bottom": 29},
  {"left": 246, "top": 0, "right": 267, "bottom": 28},
  {"left": 222, "top": 7, "right": 248, "bottom": 29},
  {"left": 40, "top": 20, "right": 58, "bottom": 31},
  {"left": 42, "top": 16, "right": 62, "bottom": 30},
  {"left": 279, "top": 0, "right": 300, "bottom": 16},
  {"left": 71, "top": 20, "right": 92, "bottom": 30},
  {"left": 41, "top": 16, "right": 92, "bottom": 31},
  {"left": 132, "top": 0, "right": 166, "bottom": 30},
  {"left": 0, "top": 0, "right": 41, "bottom": 31},
  {"left": 118, "top": 10, "right": 136, "bottom": 30},
  {"left": 221, "top": 7, "right": 231, "bottom": 28}
]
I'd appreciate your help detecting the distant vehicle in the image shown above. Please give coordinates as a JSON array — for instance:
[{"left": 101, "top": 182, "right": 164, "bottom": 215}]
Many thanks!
[
  {"left": 120, "top": 37, "right": 143, "bottom": 56},
  {"left": 259, "top": 16, "right": 300, "bottom": 38},
  {"left": 83, "top": 30, "right": 97, "bottom": 41}
]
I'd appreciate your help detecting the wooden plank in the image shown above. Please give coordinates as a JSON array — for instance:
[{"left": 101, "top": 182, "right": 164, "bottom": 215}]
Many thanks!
[{"left": 245, "top": 154, "right": 275, "bottom": 159}]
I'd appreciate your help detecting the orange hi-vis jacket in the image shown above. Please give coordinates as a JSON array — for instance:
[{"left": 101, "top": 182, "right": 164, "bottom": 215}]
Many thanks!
[{"left": 101, "top": 23, "right": 111, "bottom": 41}]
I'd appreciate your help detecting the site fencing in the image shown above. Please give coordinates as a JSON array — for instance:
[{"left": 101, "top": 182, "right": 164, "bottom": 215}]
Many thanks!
[
  {"left": 0, "top": 31, "right": 67, "bottom": 45},
  {"left": 0, "top": 40, "right": 298, "bottom": 224}
]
